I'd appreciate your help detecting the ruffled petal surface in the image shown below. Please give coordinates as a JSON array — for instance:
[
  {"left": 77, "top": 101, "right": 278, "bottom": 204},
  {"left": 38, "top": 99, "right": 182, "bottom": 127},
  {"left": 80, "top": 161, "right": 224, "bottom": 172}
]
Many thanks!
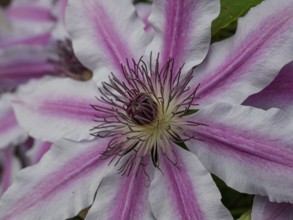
[
  {"left": 0, "top": 96, "right": 27, "bottom": 149},
  {"left": 145, "top": 0, "right": 220, "bottom": 73},
  {"left": 0, "top": 45, "right": 54, "bottom": 91},
  {"left": 150, "top": 146, "right": 232, "bottom": 220},
  {"left": 66, "top": 0, "right": 151, "bottom": 83},
  {"left": 243, "top": 61, "right": 293, "bottom": 113},
  {"left": 86, "top": 164, "right": 154, "bottom": 220},
  {"left": 12, "top": 77, "right": 99, "bottom": 142},
  {"left": 0, "top": 139, "right": 113, "bottom": 220},
  {"left": 251, "top": 196, "right": 293, "bottom": 220},
  {"left": 135, "top": 2, "right": 153, "bottom": 33},
  {"left": 188, "top": 102, "right": 293, "bottom": 203},
  {"left": 193, "top": 0, "right": 293, "bottom": 106},
  {"left": 26, "top": 140, "right": 52, "bottom": 164}
]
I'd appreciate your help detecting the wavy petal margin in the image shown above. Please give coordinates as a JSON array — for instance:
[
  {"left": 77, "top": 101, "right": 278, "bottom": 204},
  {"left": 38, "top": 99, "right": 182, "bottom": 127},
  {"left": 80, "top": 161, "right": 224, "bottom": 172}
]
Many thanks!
[
  {"left": 193, "top": 0, "right": 293, "bottom": 106},
  {"left": 188, "top": 102, "right": 293, "bottom": 203},
  {"left": 146, "top": 0, "right": 220, "bottom": 73},
  {"left": 0, "top": 139, "right": 113, "bottom": 220}
]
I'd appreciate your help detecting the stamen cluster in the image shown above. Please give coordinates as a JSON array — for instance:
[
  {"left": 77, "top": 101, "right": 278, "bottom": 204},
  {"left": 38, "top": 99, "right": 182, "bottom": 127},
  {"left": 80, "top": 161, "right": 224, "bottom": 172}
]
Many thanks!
[{"left": 91, "top": 55, "right": 200, "bottom": 175}]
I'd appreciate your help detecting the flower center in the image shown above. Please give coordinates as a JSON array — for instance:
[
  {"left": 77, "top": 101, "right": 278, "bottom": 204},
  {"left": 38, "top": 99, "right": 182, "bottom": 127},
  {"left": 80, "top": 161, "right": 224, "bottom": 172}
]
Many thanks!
[
  {"left": 91, "top": 55, "right": 200, "bottom": 174},
  {"left": 126, "top": 93, "right": 158, "bottom": 125}
]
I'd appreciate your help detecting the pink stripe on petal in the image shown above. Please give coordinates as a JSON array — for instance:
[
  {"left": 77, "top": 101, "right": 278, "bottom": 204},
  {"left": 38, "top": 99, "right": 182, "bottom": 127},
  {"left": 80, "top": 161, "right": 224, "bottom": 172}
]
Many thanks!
[
  {"left": 67, "top": 0, "right": 151, "bottom": 83},
  {"left": 150, "top": 146, "right": 232, "bottom": 220},
  {"left": 0, "top": 32, "right": 52, "bottom": 49},
  {"left": 0, "top": 110, "right": 16, "bottom": 133},
  {"left": 6, "top": 6, "right": 55, "bottom": 22},
  {"left": 146, "top": 0, "right": 220, "bottom": 73},
  {"left": 35, "top": 143, "right": 51, "bottom": 163},
  {"left": 194, "top": 0, "right": 293, "bottom": 106},
  {"left": 135, "top": 3, "right": 152, "bottom": 33},
  {"left": 0, "top": 147, "right": 14, "bottom": 194},
  {"left": 13, "top": 77, "right": 99, "bottom": 142},
  {"left": 0, "top": 140, "right": 113, "bottom": 220},
  {"left": 189, "top": 103, "right": 293, "bottom": 203},
  {"left": 163, "top": 156, "right": 204, "bottom": 219},
  {"left": 87, "top": 163, "right": 154, "bottom": 220}
]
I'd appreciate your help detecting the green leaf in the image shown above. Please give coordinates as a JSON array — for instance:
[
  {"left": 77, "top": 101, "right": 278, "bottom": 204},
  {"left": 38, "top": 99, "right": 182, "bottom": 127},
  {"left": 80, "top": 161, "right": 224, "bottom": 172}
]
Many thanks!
[
  {"left": 212, "top": 175, "right": 254, "bottom": 219},
  {"left": 175, "top": 141, "right": 190, "bottom": 151},
  {"left": 237, "top": 210, "right": 252, "bottom": 220},
  {"left": 212, "top": 0, "right": 264, "bottom": 41}
]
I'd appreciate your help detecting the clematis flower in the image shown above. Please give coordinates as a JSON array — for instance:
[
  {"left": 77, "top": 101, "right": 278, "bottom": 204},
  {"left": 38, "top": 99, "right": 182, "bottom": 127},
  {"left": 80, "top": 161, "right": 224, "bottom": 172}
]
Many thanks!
[{"left": 1, "top": 0, "right": 293, "bottom": 219}]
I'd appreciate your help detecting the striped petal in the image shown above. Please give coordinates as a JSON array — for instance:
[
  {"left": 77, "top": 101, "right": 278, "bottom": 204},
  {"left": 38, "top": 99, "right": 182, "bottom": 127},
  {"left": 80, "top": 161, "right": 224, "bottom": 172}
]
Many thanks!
[
  {"left": 0, "top": 146, "right": 21, "bottom": 196},
  {"left": 86, "top": 164, "right": 154, "bottom": 220},
  {"left": 145, "top": 0, "right": 220, "bottom": 73},
  {"left": 188, "top": 102, "right": 293, "bottom": 203},
  {"left": 243, "top": 61, "right": 293, "bottom": 113},
  {"left": 0, "top": 139, "right": 113, "bottom": 220},
  {"left": 193, "top": 0, "right": 293, "bottom": 106},
  {"left": 252, "top": 196, "right": 293, "bottom": 220},
  {"left": 0, "top": 4, "right": 55, "bottom": 47},
  {"left": 12, "top": 77, "right": 99, "bottom": 142},
  {"left": 0, "top": 96, "right": 27, "bottom": 149},
  {"left": 66, "top": 0, "right": 151, "bottom": 83},
  {"left": 150, "top": 146, "right": 232, "bottom": 220},
  {"left": 0, "top": 45, "right": 54, "bottom": 91}
]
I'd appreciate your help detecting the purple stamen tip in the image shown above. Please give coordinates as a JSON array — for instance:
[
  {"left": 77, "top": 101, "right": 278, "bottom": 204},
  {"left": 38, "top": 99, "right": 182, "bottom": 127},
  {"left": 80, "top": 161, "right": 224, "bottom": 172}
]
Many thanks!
[{"left": 126, "top": 93, "right": 157, "bottom": 125}]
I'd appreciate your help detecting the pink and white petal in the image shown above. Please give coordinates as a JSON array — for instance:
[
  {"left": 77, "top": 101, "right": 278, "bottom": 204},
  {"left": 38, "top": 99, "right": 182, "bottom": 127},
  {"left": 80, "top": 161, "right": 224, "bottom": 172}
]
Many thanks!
[
  {"left": 135, "top": 2, "right": 153, "bottom": 34},
  {"left": 150, "top": 146, "right": 232, "bottom": 220},
  {"left": 0, "top": 96, "right": 27, "bottom": 149},
  {"left": 26, "top": 140, "right": 52, "bottom": 164},
  {"left": 66, "top": 0, "right": 152, "bottom": 83},
  {"left": 0, "top": 146, "right": 21, "bottom": 196},
  {"left": 251, "top": 196, "right": 293, "bottom": 220},
  {"left": 145, "top": 0, "right": 220, "bottom": 73},
  {"left": 86, "top": 165, "right": 154, "bottom": 220},
  {"left": 194, "top": 0, "right": 293, "bottom": 106},
  {"left": 5, "top": 5, "right": 55, "bottom": 22},
  {"left": 12, "top": 77, "right": 99, "bottom": 142},
  {"left": 51, "top": 0, "right": 69, "bottom": 40},
  {"left": 0, "top": 5, "right": 55, "bottom": 46},
  {"left": 188, "top": 102, "right": 293, "bottom": 203},
  {"left": 243, "top": 61, "right": 293, "bottom": 113},
  {"left": 0, "top": 139, "right": 114, "bottom": 220},
  {"left": 0, "top": 45, "right": 55, "bottom": 91}
]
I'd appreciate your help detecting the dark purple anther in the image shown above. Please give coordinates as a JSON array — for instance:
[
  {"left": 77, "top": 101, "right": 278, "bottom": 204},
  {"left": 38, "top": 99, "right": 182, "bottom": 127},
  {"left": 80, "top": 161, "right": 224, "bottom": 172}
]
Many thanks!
[{"left": 126, "top": 93, "right": 157, "bottom": 125}]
